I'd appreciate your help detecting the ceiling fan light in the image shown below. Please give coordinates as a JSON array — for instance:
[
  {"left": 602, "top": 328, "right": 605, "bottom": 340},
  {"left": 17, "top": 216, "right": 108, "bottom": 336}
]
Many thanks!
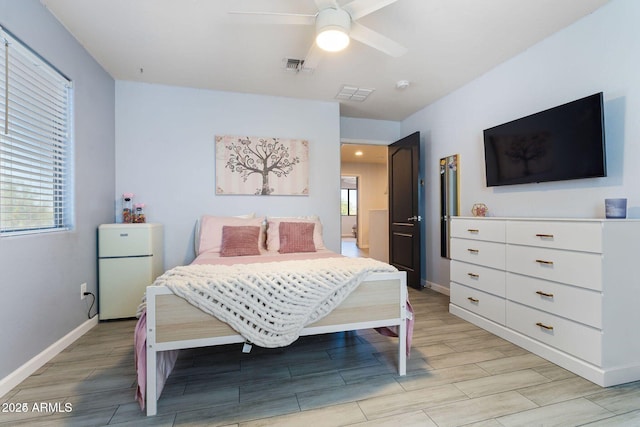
[
  {"left": 316, "top": 27, "right": 350, "bottom": 52},
  {"left": 315, "top": 8, "right": 352, "bottom": 52}
]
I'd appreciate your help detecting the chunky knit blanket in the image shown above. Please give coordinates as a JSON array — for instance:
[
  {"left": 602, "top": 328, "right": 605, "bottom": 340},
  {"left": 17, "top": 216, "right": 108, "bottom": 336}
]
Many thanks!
[{"left": 153, "top": 257, "right": 397, "bottom": 348}]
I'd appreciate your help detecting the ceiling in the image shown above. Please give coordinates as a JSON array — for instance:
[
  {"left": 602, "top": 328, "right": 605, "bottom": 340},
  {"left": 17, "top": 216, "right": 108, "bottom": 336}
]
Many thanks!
[
  {"left": 341, "top": 144, "right": 387, "bottom": 164},
  {"left": 40, "top": 0, "right": 610, "bottom": 121}
]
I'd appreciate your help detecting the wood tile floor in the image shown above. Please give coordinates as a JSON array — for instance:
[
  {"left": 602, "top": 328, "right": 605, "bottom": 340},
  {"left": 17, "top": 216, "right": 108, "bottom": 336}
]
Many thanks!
[
  {"left": 341, "top": 238, "right": 369, "bottom": 258},
  {"left": 2, "top": 288, "right": 640, "bottom": 426}
]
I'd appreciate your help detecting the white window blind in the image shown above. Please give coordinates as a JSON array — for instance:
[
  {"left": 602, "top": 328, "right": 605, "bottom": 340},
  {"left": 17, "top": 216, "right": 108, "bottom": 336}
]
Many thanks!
[{"left": 0, "top": 27, "right": 73, "bottom": 235}]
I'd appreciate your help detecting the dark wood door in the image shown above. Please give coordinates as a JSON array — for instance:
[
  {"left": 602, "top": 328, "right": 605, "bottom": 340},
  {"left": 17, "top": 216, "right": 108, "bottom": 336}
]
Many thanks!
[{"left": 388, "top": 132, "right": 421, "bottom": 289}]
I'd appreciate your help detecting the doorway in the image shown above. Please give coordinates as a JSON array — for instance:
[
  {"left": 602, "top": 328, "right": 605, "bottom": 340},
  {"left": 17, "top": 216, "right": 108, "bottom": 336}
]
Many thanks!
[
  {"left": 340, "top": 143, "right": 389, "bottom": 260},
  {"left": 340, "top": 175, "right": 365, "bottom": 257}
]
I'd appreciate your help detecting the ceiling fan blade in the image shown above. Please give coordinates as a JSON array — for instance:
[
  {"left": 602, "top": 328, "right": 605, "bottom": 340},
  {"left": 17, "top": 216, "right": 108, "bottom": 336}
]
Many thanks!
[
  {"left": 342, "top": 0, "right": 399, "bottom": 20},
  {"left": 349, "top": 22, "right": 407, "bottom": 57},
  {"left": 228, "top": 11, "right": 315, "bottom": 26},
  {"left": 314, "top": 0, "right": 338, "bottom": 11},
  {"left": 302, "top": 42, "right": 324, "bottom": 71}
]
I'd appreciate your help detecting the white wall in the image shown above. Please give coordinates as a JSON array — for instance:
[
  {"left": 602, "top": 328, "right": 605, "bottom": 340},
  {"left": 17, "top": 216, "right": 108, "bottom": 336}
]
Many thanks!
[
  {"left": 402, "top": 0, "right": 640, "bottom": 292},
  {"left": 340, "top": 117, "right": 401, "bottom": 143},
  {"left": 341, "top": 216, "right": 357, "bottom": 237},
  {"left": 0, "top": 1, "right": 115, "bottom": 381},
  {"left": 115, "top": 81, "right": 341, "bottom": 268}
]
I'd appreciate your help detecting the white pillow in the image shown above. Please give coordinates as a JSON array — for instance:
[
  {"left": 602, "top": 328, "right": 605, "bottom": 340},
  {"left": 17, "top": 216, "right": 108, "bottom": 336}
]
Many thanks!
[
  {"left": 194, "top": 213, "right": 256, "bottom": 255},
  {"left": 266, "top": 216, "right": 325, "bottom": 252}
]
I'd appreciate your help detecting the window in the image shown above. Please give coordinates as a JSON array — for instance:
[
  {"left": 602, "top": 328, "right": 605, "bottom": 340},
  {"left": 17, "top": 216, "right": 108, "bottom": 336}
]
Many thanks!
[
  {"left": 0, "top": 27, "right": 73, "bottom": 235},
  {"left": 341, "top": 175, "right": 358, "bottom": 216},
  {"left": 341, "top": 188, "right": 357, "bottom": 216}
]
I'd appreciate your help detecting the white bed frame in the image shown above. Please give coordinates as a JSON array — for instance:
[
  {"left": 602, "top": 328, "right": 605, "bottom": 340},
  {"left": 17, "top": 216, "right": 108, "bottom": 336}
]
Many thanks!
[{"left": 144, "top": 271, "right": 408, "bottom": 416}]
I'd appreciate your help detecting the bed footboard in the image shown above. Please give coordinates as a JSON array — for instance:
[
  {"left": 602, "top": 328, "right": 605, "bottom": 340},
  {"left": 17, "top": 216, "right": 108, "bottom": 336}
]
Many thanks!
[{"left": 144, "top": 271, "right": 407, "bottom": 416}]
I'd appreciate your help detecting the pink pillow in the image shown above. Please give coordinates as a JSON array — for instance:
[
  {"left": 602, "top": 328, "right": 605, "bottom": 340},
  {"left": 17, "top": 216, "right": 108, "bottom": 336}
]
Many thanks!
[
  {"left": 220, "top": 226, "right": 261, "bottom": 257},
  {"left": 278, "top": 222, "right": 316, "bottom": 253},
  {"left": 198, "top": 216, "right": 265, "bottom": 254},
  {"left": 266, "top": 217, "right": 325, "bottom": 252}
]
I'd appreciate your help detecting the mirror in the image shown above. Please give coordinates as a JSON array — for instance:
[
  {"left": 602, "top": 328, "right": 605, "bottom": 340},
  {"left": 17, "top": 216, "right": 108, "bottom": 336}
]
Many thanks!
[{"left": 440, "top": 154, "right": 459, "bottom": 258}]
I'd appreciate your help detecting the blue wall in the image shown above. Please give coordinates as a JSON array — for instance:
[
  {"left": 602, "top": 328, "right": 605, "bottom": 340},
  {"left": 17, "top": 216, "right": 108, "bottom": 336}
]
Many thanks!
[
  {"left": 402, "top": 0, "right": 640, "bottom": 292},
  {"left": 0, "top": 0, "right": 115, "bottom": 381},
  {"left": 115, "top": 81, "right": 341, "bottom": 269}
]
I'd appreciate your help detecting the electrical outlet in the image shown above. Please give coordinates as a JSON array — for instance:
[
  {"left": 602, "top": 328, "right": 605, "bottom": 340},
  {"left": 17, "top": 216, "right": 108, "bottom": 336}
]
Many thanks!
[{"left": 80, "top": 283, "right": 87, "bottom": 300}]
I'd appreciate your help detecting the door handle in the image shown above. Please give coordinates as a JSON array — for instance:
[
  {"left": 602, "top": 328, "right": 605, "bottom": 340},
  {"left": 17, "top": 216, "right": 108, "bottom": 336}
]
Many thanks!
[{"left": 407, "top": 215, "right": 422, "bottom": 222}]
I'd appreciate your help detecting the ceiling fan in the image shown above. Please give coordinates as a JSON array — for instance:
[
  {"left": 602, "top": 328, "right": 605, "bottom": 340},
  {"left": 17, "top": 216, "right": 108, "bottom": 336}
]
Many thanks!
[{"left": 230, "top": 0, "right": 407, "bottom": 70}]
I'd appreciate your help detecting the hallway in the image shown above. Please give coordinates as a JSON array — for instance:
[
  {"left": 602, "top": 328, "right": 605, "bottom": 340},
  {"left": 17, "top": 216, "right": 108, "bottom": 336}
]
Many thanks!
[{"left": 341, "top": 237, "right": 369, "bottom": 258}]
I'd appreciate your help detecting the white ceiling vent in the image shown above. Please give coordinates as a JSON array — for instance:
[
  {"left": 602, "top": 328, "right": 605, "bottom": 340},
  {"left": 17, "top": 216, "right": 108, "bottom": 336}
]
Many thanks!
[
  {"left": 335, "top": 85, "right": 375, "bottom": 102},
  {"left": 282, "top": 58, "right": 314, "bottom": 73}
]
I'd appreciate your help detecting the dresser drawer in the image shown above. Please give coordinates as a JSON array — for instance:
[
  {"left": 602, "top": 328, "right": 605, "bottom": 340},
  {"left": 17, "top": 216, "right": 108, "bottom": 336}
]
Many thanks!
[
  {"left": 506, "top": 301, "right": 601, "bottom": 366},
  {"left": 451, "top": 260, "right": 506, "bottom": 297},
  {"left": 451, "top": 238, "right": 506, "bottom": 270},
  {"left": 506, "top": 245, "right": 602, "bottom": 291},
  {"left": 451, "top": 283, "right": 505, "bottom": 325},
  {"left": 506, "top": 273, "right": 602, "bottom": 328},
  {"left": 506, "top": 221, "right": 602, "bottom": 253},
  {"left": 451, "top": 218, "right": 505, "bottom": 243}
]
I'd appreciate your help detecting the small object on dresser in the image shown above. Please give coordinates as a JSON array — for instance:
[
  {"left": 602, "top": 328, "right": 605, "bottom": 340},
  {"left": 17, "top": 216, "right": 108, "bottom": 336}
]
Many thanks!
[
  {"left": 133, "top": 203, "right": 146, "bottom": 223},
  {"left": 122, "top": 193, "right": 134, "bottom": 223},
  {"left": 471, "top": 203, "right": 488, "bottom": 217},
  {"left": 605, "top": 198, "right": 627, "bottom": 219}
]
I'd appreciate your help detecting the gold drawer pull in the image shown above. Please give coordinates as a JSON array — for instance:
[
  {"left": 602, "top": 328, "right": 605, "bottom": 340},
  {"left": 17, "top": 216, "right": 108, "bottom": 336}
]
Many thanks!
[
  {"left": 467, "top": 248, "right": 479, "bottom": 254},
  {"left": 536, "top": 291, "right": 554, "bottom": 298},
  {"left": 468, "top": 273, "right": 479, "bottom": 278},
  {"left": 535, "top": 259, "right": 554, "bottom": 265},
  {"left": 467, "top": 297, "right": 479, "bottom": 303},
  {"left": 535, "top": 233, "right": 554, "bottom": 239},
  {"left": 467, "top": 229, "right": 479, "bottom": 233},
  {"left": 536, "top": 322, "right": 554, "bottom": 330}
]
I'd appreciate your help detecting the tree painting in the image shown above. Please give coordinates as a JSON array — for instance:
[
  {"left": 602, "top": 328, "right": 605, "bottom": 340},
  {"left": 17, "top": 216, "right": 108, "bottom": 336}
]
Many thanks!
[{"left": 215, "top": 135, "right": 309, "bottom": 195}]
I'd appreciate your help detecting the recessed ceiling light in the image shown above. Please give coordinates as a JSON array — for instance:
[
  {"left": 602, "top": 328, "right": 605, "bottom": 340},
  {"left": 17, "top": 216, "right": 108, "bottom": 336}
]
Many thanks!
[{"left": 355, "top": 151, "right": 363, "bottom": 156}]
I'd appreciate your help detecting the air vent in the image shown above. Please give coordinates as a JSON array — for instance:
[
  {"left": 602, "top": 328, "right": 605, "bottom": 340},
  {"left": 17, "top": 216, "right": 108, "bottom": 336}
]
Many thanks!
[
  {"left": 283, "top": 58, "right": 303, "bottom": 72},
  {"left": 335, "top": 85, "right": 375, "bottom": 102},
  {"left": 282, "top": 58, "right": 314, "bottom": 73}
]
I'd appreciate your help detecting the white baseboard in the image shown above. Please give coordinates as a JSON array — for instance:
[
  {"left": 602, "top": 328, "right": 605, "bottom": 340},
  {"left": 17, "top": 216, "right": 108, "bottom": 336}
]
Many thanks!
[
  {"left": 424, "top": 280, "right": 450, "bottom": 296},
  {"left": 0, "top": 316, "right": 98, "bottom": 398}
]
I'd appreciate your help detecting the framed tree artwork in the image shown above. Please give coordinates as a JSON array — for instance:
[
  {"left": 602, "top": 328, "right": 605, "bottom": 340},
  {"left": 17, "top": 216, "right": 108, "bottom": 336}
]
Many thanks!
[{"left": 215, "top": 135, "right": 309, "bottom": 195}]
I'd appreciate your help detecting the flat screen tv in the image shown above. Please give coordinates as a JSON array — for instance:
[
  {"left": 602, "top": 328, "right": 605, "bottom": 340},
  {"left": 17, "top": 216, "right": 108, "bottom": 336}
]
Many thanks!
[{"left": 483, "top": 92, "right": 606, "bottom": 187}]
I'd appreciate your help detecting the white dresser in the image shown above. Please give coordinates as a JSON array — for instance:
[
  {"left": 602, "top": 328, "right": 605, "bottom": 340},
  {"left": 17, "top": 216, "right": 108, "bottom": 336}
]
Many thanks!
[{"left": 449, "top": 217, "right": 640, "bottom": 387}]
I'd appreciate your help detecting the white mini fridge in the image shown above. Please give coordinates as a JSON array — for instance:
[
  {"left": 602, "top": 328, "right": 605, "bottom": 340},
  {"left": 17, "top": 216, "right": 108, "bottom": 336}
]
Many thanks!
[{"left": 98, "top": 223, "right": 164, "bottom": 320}]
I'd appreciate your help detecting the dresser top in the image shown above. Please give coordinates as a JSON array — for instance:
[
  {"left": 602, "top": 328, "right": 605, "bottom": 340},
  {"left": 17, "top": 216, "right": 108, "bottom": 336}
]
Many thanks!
[{"left": 454, "top": 216, "right": 640, "bottom": 222}]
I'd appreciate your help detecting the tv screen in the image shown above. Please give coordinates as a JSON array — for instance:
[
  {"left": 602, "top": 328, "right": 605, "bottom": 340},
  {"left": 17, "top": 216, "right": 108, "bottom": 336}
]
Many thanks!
[{"left": 483, "top": 93, "right": 606, "bottom": 187}]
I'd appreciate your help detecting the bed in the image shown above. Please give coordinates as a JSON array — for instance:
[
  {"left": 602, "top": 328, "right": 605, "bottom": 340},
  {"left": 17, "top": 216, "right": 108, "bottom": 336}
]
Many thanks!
[{"left": 136, "top": 215, "right": 411, "bottom": 416}]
